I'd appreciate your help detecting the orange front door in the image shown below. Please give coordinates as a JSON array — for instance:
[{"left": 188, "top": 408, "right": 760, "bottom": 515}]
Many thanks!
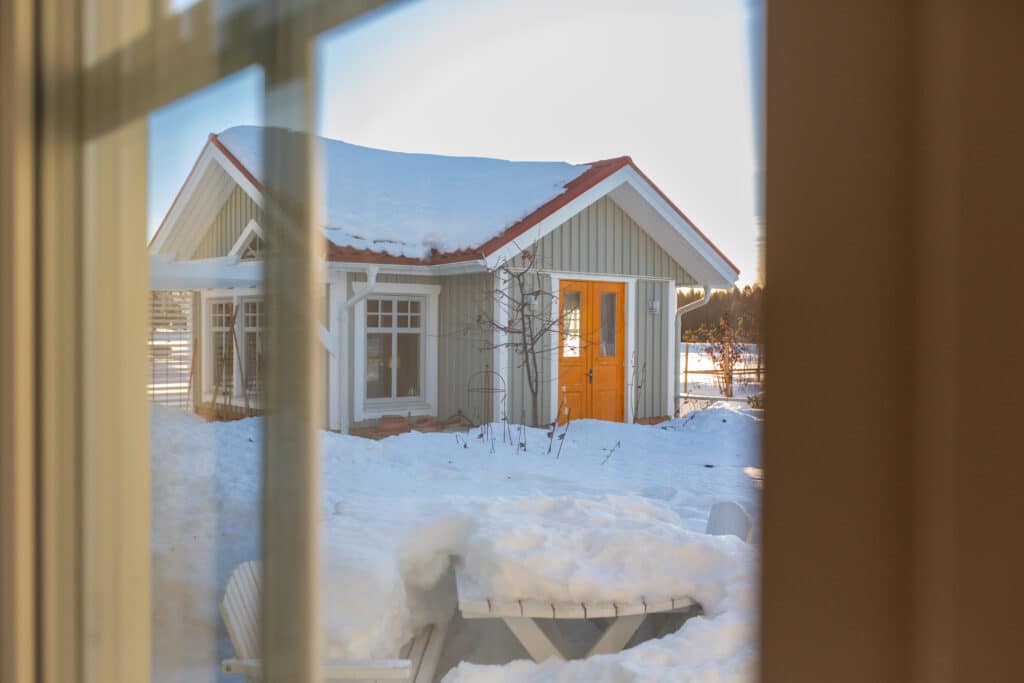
[{"left": 557, "top": 280, "right": 626, "bottom": 424}]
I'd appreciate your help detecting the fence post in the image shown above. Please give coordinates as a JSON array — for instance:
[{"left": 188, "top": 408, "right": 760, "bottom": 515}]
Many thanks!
[
  {"left": 683, "top": 342, "right": 689, "bottom": 394},
  {"left": 757, "top": 343, "right": 763, "bottom": 383}
]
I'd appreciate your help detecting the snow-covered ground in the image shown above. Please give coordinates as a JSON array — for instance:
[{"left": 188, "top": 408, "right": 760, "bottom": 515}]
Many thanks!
[{"left": 151, "top": 404, "right": 762, "bottom": 683}]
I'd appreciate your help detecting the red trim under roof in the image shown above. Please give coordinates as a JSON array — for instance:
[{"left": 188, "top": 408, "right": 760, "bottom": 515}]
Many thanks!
[{"left": 205, "top": 132, "right": 739, "bottom": 276}]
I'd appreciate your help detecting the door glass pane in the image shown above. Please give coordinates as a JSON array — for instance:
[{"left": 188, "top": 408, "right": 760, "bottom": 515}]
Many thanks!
[
  {"left": 366, "top": 332, "right": 392, "bottom": 398},
  {"left": 600, "top": 292, "right": 617, "bottom": 356},
  {"left": 562, "top": 290, "right": 582, "bottom": 357},
  {"left": 396, "top": 333, "right": 420, "bottom": 397}
]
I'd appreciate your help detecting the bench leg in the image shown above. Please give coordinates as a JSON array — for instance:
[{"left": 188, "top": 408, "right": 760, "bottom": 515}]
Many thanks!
[
  {"left": 502, "top": 617, "right": 566, "bottom": 663},
  {"left": 585, "top": 614, "right": 646, "bottom": 657}
]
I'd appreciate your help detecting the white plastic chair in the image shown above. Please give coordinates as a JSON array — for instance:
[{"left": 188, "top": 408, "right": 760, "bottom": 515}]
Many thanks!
[
  {"left": 705, "top": 501, "right": 754, "bottom": 542},
  {"left": 220, "top": 561, "right": 447, "bottom": 682}
]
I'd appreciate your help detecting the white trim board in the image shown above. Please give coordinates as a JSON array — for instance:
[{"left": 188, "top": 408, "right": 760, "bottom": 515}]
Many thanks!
[
  {"left": 227, "top": 218, "right": 264, "bottom": 258},
  {"left": 546, "top": 273, "right": 638, "bottom": 425},
  {"left": 483, "top": 166, "right": 738, "bottom": 288}
]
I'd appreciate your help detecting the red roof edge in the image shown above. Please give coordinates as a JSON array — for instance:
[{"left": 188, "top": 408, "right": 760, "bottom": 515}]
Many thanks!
[{"left": 209, "top": 132, "right": 267, "bottom": 194}]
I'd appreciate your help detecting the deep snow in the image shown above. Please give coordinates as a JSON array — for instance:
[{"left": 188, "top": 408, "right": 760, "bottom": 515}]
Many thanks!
[
  {"left": 217, "top": 126, "right": 589, "bottom": 259},
  {"left": 151, "top": 404, "right": 761, "bottom": 683}
]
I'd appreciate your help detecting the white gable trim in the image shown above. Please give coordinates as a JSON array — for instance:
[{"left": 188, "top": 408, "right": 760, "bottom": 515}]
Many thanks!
[
  {"left": 228, "top": 219, "right": 265, "bottom": 258},
  {"left": 148, "top": 139, "right": 266, "bottom": 259},
  {"left": 483, "top": 166, "right": 739, "bottom": 288}
]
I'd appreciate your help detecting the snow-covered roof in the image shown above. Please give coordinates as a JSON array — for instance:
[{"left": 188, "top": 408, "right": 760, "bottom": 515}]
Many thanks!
[
  {"left": 151, "top": 126, "right": 739, "bottom": 286},
  {"left": 216, "top": 126, "right": 590, "bottom": 260}
]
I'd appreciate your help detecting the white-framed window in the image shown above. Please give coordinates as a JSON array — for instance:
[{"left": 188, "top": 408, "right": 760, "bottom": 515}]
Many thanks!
[
  {"left": 365, "top": 296, "right": 423, "bottom": 401},
  {"left": 228, "top": 219, "right": 265, "bottom": 261},
  {"left": 210, "top": 299, "right": 235, "bottom": 396},
  {"left": 201, "top": 288, "right": 263, "bottom": 406},
  {"left": 353, "top": 281, "right": 440, "bottom": 420},
  {"left": 241, "top": 299, "right": 264, "bottom": 396}
]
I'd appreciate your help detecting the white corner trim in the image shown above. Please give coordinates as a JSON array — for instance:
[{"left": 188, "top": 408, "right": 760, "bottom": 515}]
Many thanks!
[
  {"left": 665, "top": 281, "right": 677, "bottom": 418},
  {"left": 547, "top": 274, "right": 560, "bottom": 424},
  {"left": 493, "top": 271, "right": 510, "bottom": 422},
  {"left": 338, "top": 272, "right": 350, "bottom": 433},
  {"left": 227, "top": 218, "right": 264, "bottom": 258},
  {"left": 625, "top": 279, "right": 636, "bottom": 424},
  {"left": 351, "top": 281, "right": 440, "bottom": 423}
]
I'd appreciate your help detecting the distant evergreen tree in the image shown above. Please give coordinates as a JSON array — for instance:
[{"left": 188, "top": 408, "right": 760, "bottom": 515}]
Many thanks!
[{"left": 677, "top": 285, "right": 765, "bottom": 343}]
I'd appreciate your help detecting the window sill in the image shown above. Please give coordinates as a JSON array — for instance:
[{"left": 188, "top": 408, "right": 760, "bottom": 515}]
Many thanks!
[{"left": 361, "top": 399, "right": 433, "bottom": 418}]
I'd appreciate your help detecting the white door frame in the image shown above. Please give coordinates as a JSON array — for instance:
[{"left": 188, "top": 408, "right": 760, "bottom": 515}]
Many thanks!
[{"left": 546, "top": 273, "right": 636, "bottom": 424}]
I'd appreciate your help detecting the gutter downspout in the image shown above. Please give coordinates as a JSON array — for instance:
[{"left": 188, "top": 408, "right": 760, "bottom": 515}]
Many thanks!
[
  {"left": 674, "top": 285, "right": 713, "bottom": 416},
  {"left": 345, "top": 264, "right": 380, "bottom": 308},
  {"left": 318, "top": 265, "right": 380, "bottom": 359}
]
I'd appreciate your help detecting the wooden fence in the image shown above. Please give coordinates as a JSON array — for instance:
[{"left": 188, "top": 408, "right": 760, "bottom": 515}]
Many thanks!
[
  {"left": 147, "top": 291, "right": 193, "bottom": 408},
  {"left": 679, "top": 342, "right": 765, "bottom": 398}
]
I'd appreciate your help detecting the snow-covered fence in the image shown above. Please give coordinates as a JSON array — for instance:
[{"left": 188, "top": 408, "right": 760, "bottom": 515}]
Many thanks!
[{"left": 148, "top": 291, "right": 193, "bottom": 408}]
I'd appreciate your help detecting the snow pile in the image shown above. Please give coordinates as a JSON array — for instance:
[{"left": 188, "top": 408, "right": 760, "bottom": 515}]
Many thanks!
[
  {"left": 217, "top": 126, "right": 589, "bottom": 259},
  {"left": 151, "top": 403, "right": 761, "bottom": 683}
]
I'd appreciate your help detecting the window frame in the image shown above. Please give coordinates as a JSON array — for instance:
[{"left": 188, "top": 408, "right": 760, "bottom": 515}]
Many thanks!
[
  {"left": 352, "top": 281, "right": 440, "bottom": 421},
  {"left": 363, "top": 295, "right": 425, "bottom": 403},
  {"left": 201, "top": 287, "right": 262, "bottom": 405}
]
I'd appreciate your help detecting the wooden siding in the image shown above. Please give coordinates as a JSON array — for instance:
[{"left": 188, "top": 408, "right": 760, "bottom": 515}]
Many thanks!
[
  {"left": 633, "top": 279, "right": 669, "bottom": 418},
  {"left": 510, "top": 195, "right": 697, "bottom": 285},
  {"left": 189, "top": 185, "right": 263, "bottom": 259},
  {"left": 436, "top": 272, "right": 494, "bottom": 424},
  {"left": 505, "top": 272, "right": 554, "bottom": 426}
]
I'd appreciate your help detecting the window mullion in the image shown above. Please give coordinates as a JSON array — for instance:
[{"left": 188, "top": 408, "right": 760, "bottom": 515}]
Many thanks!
[{"left": 391, "top": 323, "right": 398, "bottom": 399}]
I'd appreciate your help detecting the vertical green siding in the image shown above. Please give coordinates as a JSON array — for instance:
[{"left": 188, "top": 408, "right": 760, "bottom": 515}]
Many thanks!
[
  {"left": 504, "top": 272, "right": 553, "bottom": 426},
  {"left": 633, "top": 280, "right": 669, "bottom": 419},
  {"left": 436, "top": 272, "right": 494, "bottom": 424},
  {"left": 189, "top": 186, "right": 264, "bottom": 259},
  {"left": 511, "top": 195, "right": 696, "bottom": 284}
]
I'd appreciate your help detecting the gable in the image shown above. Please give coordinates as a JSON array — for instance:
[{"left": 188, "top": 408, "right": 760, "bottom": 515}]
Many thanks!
[
  {"left": 190, "top": 185, "right": 264, "bottom": 260},
  {"left": 510, "top": 196, "right": 697, "bottom": 284}
]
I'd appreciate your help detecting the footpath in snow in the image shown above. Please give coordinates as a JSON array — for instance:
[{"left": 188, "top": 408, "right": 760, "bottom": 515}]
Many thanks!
[{"left": 151, "top": 404, "right": 762, "bottom": 683}]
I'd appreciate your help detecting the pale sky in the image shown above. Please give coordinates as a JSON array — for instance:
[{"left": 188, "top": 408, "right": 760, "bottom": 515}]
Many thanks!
[{"left": 150, "top": 0, "right": 763, "bottom": 284}]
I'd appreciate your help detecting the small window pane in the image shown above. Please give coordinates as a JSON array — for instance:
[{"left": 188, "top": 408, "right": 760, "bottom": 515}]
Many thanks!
[
  {"left": 396, "top": 333, "right": 420, "bottom": 397},
  {"left": 397, "top": 314, "right": 409, "bottom": 328},
  {"left": 367, "top": 299, "right": 379, "bottom": 313},
  {"left": 409, "top": 301, "right": 420, "bottom": 313},
  {"left": 366, "top": 333, "right": 392, "bottom": 399},
  {"left": 562, "top": 290, "right": 581, "bottom": 358},
  {"left": 409, "top": 315, "right": 420, "bottom": 328},
  {"left": 380, "top": 300, "right": 392, "bottom": 313},
  {"left": 367, "top": 314, "right": 379, "bottom": 328},
  {"left": 379, "top": 313, "right": 392, "bottom": 328},
  {"left": 397, "top": 300, "right": 408, "bottom": 313},
  {"left": 600, "top": 292, "right": 617, "bottom": 357}
]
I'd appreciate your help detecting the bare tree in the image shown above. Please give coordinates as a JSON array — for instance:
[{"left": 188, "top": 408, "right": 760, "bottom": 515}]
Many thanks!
[{"left": 476, "top": 248, "right": 569, "bottom": 426}]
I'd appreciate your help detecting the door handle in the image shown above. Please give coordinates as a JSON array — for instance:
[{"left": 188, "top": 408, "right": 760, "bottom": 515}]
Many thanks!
[{"left": 587, "top": 368, "right": 593, "bottom": 384}]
